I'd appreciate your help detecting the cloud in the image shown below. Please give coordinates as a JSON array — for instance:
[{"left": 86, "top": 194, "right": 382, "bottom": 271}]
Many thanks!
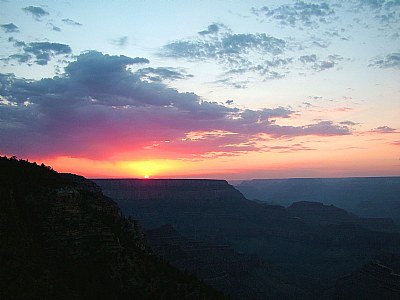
[
  {"left": 340, "top": 120, "right": 359, "bottom": 126},
  {"left": 1, "top": 23, "right": 19, "bottom": 33},
  {"left": 198, "top": 23, "right": 224, "bottom": 35},
  {"left": 62, "top": 18, "right": 82, "bottom": 26},
  {"left": 4, "top": 39, "right": 72, "bottom": 65},
  {"left": 0, "top": 51, "right": 351, "bottom": 160},
  {"left": 22, "top": 6, "right": 49, "bottom": 20},
  {"left": 7, "top": 53, "right": 31, "bottom": 63},
  {"left": 353, "top": 0, "right": 400, "bottom": 25},
  {"left": 160, "top": 24, "right": 288, "bottom": 80},
  {"left": 299, "top": 54, "right": 317, "bottom": 63},
  {"left": 370, "top": 52, "right": 400, "bottom": 69},
  {"left": 266, "top": 143, "right": 317, "bottom": 153},
  {"left": 161, "top": 21, "right": 345, "bottom": 82},
  {"left": 252, "top": 1, "right": 335, "bottom": 28},
  {"left": 134, "top": 67, "right": 193, "bottom": 82},
  {"left": 212, "top": 77, "right": 249, "bottom": 89},
  {"left": 371, "top": 125, "right": 396, "bottom": 133},
  {"left": 298, "top": 54, "right": 343, "bottom": 71},
  {"left": 162, "top": 32, "right": 286, "bottom": 59},
  {"left": 49, "top": 23, "right": 61, "bottom": 32},
  {"left": 112, "top": 36, "right": 128, "bottom": 48}
]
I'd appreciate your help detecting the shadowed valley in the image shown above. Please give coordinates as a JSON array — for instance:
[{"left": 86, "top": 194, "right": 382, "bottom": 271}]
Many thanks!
[{"left": 95, "top": 178, "right": 400, "bottom": 299}]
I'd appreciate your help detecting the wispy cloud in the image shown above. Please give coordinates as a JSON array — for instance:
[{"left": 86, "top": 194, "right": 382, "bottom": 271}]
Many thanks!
[
  {"left": 198, "top": 23, "right": 226, "bottom": 35},
  {"left": 134, "top": 67, "right": 193, "bottom": 82},
  {"left": 112, "top": 36, "right": 128, "bottom": 48},
  {"left": 370, "top": 52, "right": 400, "bottom": 69},
  {"left": 22, "top": 6, "right": 49, "bottom": 20},
  {"left": 4, "top": 38, "right": 72, "bottom": 65},
  {"left": 160, "top": 23, "right": 287, "bottom": 80},
  {"left": 251, "top": 1, "right": 335, "bottom": 28},
  {"left": 62, "top": 18, "right": 82, "bottom": 26},
  {"left": 1, "top": 23, "right": 19, "bottom": 33},
  {"left": 299, "top": 54, "right": 317, "bottom": 63},
  {"left": 298, "top": 54, "right": 344, "bottom": 71},
  {"left": 371, "top": 125, "right": 397, "bottom": 133},
  {"left": 340, "top": 120, "right": 360, "bottom": 126},
  {"left": 48, "top": 23, "right": 61, "bottom": 32}
]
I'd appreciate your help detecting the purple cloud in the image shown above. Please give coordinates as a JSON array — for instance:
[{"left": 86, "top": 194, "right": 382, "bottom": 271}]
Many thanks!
[
  {"left": 371, "top": 126, "right": 397, "bottom": 133},
  {"left": 0, "top": 51, "right": 351, "bottom": 160}
]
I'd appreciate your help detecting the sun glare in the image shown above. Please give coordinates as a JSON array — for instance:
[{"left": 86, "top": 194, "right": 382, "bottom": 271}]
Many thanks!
[{"left": 122, "top": 159, "right": 185, "bottom": 178}]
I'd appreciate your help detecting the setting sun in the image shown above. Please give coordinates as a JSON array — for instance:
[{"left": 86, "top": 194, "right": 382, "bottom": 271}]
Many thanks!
[{"left": 123, "top": 159, "right": 186, "bottom": 178}]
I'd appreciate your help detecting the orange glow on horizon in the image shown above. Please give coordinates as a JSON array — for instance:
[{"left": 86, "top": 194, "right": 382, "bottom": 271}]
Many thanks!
[{"left": 6, "top": 133, "right": 399, "bottom": 180}]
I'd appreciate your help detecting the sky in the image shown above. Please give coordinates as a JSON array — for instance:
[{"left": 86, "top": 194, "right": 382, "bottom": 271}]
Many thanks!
[{"left": 0, "top": 0, "right": 399, "bottom": 179}]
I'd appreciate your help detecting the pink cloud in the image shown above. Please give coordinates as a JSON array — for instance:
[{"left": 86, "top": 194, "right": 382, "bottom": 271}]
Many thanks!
[{"left": 0, "top": 51, "right": 351, "bottom": 161}]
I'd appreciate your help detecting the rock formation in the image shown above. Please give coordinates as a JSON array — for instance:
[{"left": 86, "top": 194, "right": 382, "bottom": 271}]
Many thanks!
[{"left": 0, "top": 156, "right": 226, "bottom": 300}]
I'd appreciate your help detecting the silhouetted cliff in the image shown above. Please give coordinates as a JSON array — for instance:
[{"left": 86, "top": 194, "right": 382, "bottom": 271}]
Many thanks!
[{"left": 0, "top": 156, "right": 226, "bottom": 300}]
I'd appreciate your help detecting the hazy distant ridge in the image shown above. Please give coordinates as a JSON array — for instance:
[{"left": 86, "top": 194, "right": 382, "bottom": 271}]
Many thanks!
[{"left": 235, "top": 177, "right": 400, "bottom": 222}]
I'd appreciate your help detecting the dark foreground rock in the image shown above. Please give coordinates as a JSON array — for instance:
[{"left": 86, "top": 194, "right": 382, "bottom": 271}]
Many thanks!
[
  {"left": 335, "top": 262, "right": 400, "bottom": 300},
  {"left": 0, "top": 156, "right": 227, "bottom": 300}
]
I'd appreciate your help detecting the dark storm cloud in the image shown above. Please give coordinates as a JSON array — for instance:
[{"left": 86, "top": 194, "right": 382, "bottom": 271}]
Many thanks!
[
  {"left": 370, "top": 52, "right": 400, "bottom": 68},
  {"left": 0, "top": 51, "right": 351, "bottom": 159},
  {"left": 62, "top": 18, "right": 82, "bottom": 26},
  {"left": 4, "top": 39, "right": 72, "bottom": 65},
  {"left": 252, "top": 1, "right": 335, "bottom": 27},
  {"left": 1, "top": 23, "right": 19, "bottom": 33},
  {"left": 22, "top": 6, "right": 49, "bottom": 19}
]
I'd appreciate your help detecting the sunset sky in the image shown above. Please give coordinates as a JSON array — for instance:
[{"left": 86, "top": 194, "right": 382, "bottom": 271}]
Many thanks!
[{"left": 1, "top": 0, "right": 399, "bottom": 179}]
